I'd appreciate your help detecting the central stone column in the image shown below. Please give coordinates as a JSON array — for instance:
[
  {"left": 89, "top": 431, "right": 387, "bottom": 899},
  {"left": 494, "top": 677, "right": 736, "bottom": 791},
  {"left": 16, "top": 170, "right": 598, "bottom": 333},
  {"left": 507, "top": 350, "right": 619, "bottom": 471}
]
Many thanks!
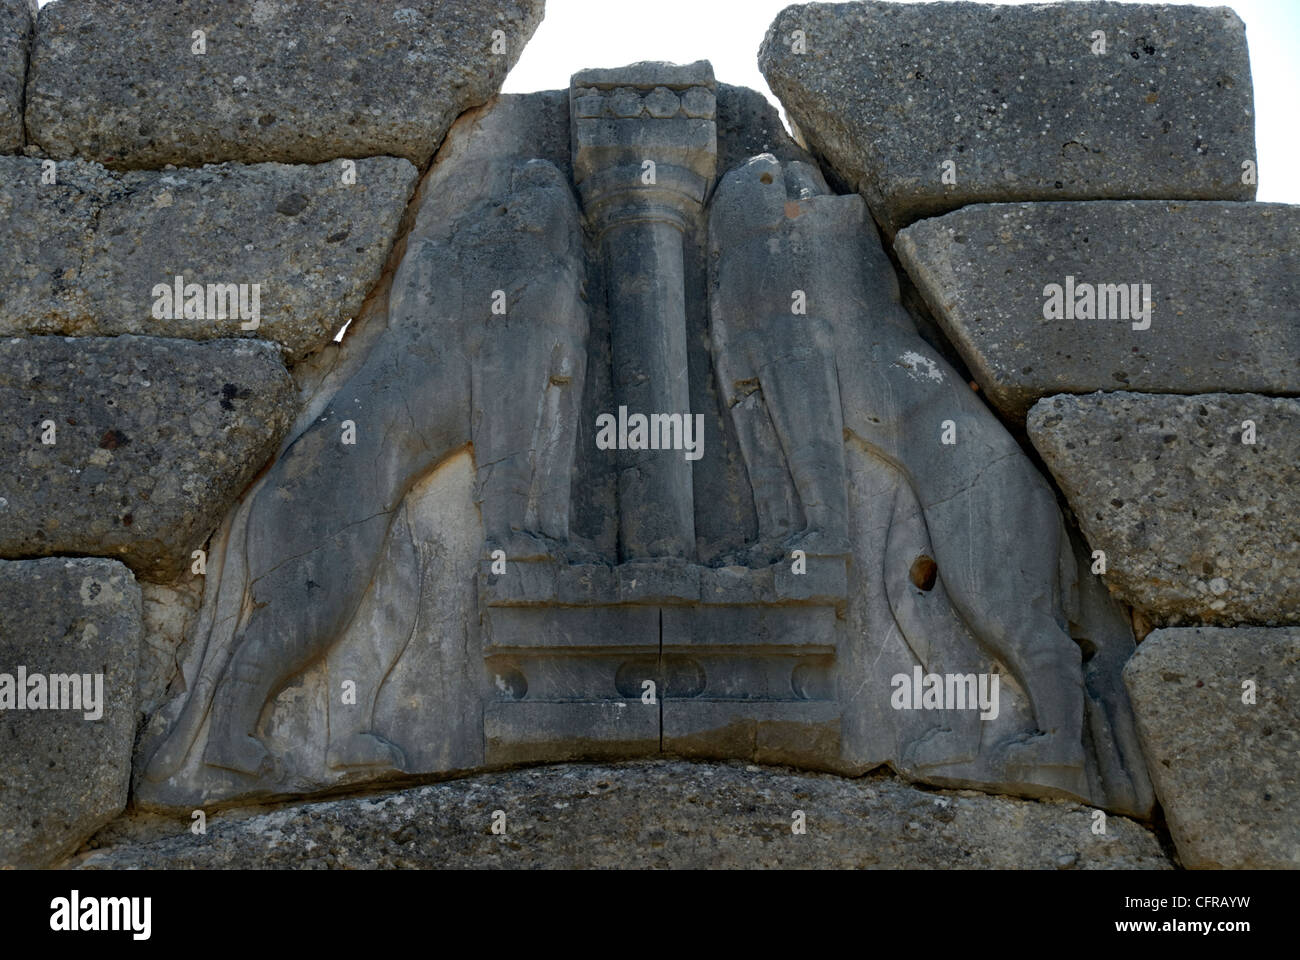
[{"left": 571, "top": 62, "right": 717, "bottom": 561}]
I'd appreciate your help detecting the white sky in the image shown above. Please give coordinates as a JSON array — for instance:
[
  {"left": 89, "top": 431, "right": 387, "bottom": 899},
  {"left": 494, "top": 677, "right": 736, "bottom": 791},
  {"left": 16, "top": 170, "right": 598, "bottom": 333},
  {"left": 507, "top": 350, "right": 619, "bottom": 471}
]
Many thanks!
[{"left": 34, "top": 0, "right": 1299, "bottom": 202}]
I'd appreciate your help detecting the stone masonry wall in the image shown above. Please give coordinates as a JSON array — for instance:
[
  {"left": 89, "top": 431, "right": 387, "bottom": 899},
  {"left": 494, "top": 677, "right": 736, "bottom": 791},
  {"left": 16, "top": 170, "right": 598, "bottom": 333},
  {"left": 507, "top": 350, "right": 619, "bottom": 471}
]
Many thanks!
[
  {"left": 0, "top": 0, "right": 1294, "bottom": 871},
  {"left": 762, "top": 1, "right": 1295, "bottom": 868}
]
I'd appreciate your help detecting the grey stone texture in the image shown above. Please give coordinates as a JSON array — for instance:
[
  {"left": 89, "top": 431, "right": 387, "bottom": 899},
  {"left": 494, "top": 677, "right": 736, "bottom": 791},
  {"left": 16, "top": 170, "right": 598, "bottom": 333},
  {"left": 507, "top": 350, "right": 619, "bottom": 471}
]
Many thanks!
[
  {"left": 137, "top": 92, "right": 589, "bottom": 808},
  {"left": 0, "top": 0, "right": 34, "bottom": 153},
  {"left": 573, "top": 61, "right": 719, "bottom": 561},
  {"left": 0, "top": 155, "right": 418, "bottom": 361},
  {"left": 137, "top": 579, "right": 204, "bottom": 725},
  {"left": 0, "top": 336, "right": 295, "bottom": 582},
  {"left": 1125, "top": 627, "right": 1299, "bottom": 869},
  {"left": 895, "top": 201, "right": 1300, "bottom": 421},
  {"left": 480, "top": 560, "right": 847, "bottom": 769},
  {"left": 132, "top": 73, "right": 1150, "bottom": 820},
  {"left": 25, "top": 0, "right": 545, "bottom": 169},
  {"left": 716, "top": 82, "right": 811, "bottom": 177},
  {"left": 0, "top": 557, "right": 141, "bottom": 869},
  {"left": 760, "top": 1, "right": 1257, "bottom": 236},
  {"left": 133, "top": 83, "right": 828, "bottom": 811},
  {"left": 1029, "top": 392, "right": 1300, "bottom": 627},
  {"left": 80, "top": 761, "right": 1169, "bottom": 869},
  {"left": 708, "top": 153, "right": 1151, "bottom": 815},
  {"left": 572, "top": 62, "right": 717, "bottom": 560}
]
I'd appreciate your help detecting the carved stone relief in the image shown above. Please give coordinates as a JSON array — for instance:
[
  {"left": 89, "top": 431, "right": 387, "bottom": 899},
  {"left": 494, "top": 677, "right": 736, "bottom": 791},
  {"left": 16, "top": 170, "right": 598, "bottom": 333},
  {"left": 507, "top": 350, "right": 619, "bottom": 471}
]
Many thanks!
[{"left": 137, "top": 63, "right": 1152, "bottom": 819}]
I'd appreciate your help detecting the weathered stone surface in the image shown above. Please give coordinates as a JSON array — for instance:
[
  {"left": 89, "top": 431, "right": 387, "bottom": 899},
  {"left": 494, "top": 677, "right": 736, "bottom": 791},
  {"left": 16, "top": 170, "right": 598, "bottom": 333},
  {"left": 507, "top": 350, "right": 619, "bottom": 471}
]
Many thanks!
[
  {"left": 1028, "top": 393, "right": 1300, "bottom": 626},
  {"left": 0, "top": 336, "right": 295, "bottom": 582},
  {"left": 572, "top": 61, "right": 717, "bottom": 560},
  {"left": 25, "top": 0, "right": 545, "bottom": 168},
  {"left": 716, "top": 82, "right": 812, "bottom": 177},
  {"left": 760, "top": 2, "right": 1256, "bottom": 236},
  {"left": 136, "top": 451, "right": 485, "bottom": 809},
  {"left": 0, "top": 155, "right": 417, "bottom": 360},
  {"left": 136, "top": 579, "right": 203, "bottom": 725},
  {"left": 708, "top": 153, "right": 1152, "bottom": 815},
  {"left": 137, "top": 91, "right": 589, "bottom": 808},
  {"left": 133, "top": 77, "right": 1154, "bottom": 818},
  {"left": 1124, "top": 627, "right": 1299, "bottom": 869},
  {"left": 0, "top": 0, "right": 34, "bottom": 153},
  {"left": 78, "top": 761, "right": 1169, "bottom": 869},
  {"left": 895, "top": 201, "right": 1300, "bottom": 420},
  {"left": 0, "top": 557, "right": 141, "bottom": 869}
]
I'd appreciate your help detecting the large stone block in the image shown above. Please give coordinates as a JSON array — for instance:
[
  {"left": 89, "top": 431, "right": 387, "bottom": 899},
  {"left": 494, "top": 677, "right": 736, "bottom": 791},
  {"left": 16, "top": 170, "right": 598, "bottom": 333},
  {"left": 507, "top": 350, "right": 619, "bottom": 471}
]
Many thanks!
[
  {"left": 1124, "top": 627, "right": 1299, "bottom": 869},
  {"left": 1028, "top": 392, "right": 1300, "bottom": 626},
  {"left": 124, "top": 74, "right": 1151, "bottom": 819},
  {"left": 25, "top": 0, "right": 545, "bottom": 168},
  {"left": 0, "top": 0, "right": 34, "bottom": 153},
  {"left": 895, "top": 201, "right": 1299, "bottom": 420},
  {"left": 76, "top": 761, "right": 1170, "bottom": 869},
  {"left": 0, "top": 155, "right": 417, "bottom": 360},
  {"left": 760, "top": 1, "right": 1256, "bottom": 236},
  {"left": 0, "top": 336, "right": 295, "bottom": 582},
  {"left": 0, "top": 557, "right": 141, "bottom": 869}
]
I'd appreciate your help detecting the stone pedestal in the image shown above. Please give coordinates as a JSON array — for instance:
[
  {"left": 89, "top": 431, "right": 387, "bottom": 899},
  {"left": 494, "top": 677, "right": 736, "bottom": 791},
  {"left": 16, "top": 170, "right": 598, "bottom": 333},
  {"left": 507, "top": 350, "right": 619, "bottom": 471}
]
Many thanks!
[{"left": 481, "top": 556, "right": 847, "bottom": 768}]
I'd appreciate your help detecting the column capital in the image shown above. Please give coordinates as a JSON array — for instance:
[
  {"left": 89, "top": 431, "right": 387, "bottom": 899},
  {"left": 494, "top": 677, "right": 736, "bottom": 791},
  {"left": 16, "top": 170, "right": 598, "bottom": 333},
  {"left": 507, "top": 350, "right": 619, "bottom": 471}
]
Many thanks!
[{"left": 570, "top": 60, "right": 718, "bottom": 224}]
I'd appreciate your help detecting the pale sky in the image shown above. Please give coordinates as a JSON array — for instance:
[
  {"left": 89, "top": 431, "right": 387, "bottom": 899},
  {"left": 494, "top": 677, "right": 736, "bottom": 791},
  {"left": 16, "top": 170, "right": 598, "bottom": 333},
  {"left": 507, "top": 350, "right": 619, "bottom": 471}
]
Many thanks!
[{"left": 34, "top": 0, "right": 1299, "bottom": 202}]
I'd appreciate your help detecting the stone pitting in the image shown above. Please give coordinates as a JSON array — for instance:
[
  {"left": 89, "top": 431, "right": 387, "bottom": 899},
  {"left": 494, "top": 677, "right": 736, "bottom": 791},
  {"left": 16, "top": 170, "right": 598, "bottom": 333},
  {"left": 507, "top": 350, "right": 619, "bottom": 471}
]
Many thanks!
[
  {"left": 896, "top": 201, "right": 1299, "bottom": 420},
  {"left": 1125, "top": 627, "right": 1299, "bottom": 869},
  {"left": 131, "top": 70, "right": 1154, "bottom": 823},
  {"left": 1, "top": 0, "right": 1293, "bottom": 871},
  {"left": 0, "top": 336, "right": 296, "bottom": 582},
  {"left": 1029, "top": 392, "right": 1300, "bottom": 627},
  {"left": 0, "top": 0, "right": 35, "bottom": 154},
  {"left": 0, "top": 155, "right": 418, "bottom": 361},
  {"left": 760, "top": 1, "right": 1257, "bottom": 236},
  {"left": 0, "top": 557, "right": 141, "bottom": 869},
  {"left": 25, "top": 0, "right": 546, "bottom": 169},
  {"left": 78, "top": 761, "right": 1173, "bottom": 870}
]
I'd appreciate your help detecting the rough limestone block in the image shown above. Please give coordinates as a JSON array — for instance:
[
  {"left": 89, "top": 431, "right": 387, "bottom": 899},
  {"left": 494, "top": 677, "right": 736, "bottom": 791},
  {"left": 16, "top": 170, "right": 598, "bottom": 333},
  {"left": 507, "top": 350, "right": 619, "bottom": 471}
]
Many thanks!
[
  {"left": 0, "top": 155, "right": 417, "bottom": 360},
  {"left": 760, "top": 1, "right": 1256, "bottom": 235},
  {"left": 1124, "top": 627, "right": 1299, "bottom": 869},
  {"left": 0, "top": 0, "right": 34, "bottom": 153},
  {"left": 0, "top": 336, "right": 295, "bottom": 582},
  {"left": 0, "top": 557, "right": 141, "bottom": 869},
  {"left": 136, "top": 579, "right": 203, "bottom": 725},
  {"left": 895, "top": 201, "right": 1299, "bottom": 420},
  {"left": 25, "top": 0, "right": 545, "bottom": 168},
  {"left": 76, "top": 760, "right": 1170, "bottom": 869},
  {"left": 716, "top": 82, "right": 813, "bottom": 177},
  {"left": 1028, "top": 393, "right": 1300, "bottom": 626}
]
